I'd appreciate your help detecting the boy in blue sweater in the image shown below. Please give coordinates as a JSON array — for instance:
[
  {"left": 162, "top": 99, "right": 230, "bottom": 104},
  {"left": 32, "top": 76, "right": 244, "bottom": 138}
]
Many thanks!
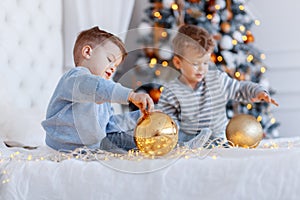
[{"left": 42, "top": 26, "right": 153, "bottom": 152}]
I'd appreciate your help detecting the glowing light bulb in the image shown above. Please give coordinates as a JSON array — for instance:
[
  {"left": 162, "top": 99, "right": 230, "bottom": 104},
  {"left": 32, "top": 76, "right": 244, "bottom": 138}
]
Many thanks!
[
  {"left": 154, "top": 11, "right": 161, "bottom": 18},
  {"left": 161, "top": 31, "right": 168, "bottom": 37},
  {"left": 217, "top": 56, "right": 223, "bottom": 62},
  {"left": 155, "top": 69, "right": 161, "bottom": 76},
  {"left": 150, "top": 58, "right": 157, "bottom": 64},
  {"left": 171, "top": 3, "right": 178, "bottom": 10},
  {"left": 271, "top": 118, "right": 276, "bottom": 124},
  {"left": 162, "top": 61, "right": 168, "bottom": 67},
  {"left": 232, "top": 39, "right": 238, "bottom": 45},
  {"left": 255, "top": 20, "right": 261, "bottom": 26},
  {"left": 239, "top": 25, "right": 246, "bottom": 32},
  {"left": 261, "top": 67, "right": 266, "bottom": 73},
  {"left": 159, "top": 86, "right": 164, "bottom": 92},
  {"left": 149, "top": 63, "right": 155, "bottom": 68},
  {"left": 247, "top": 103, "right": 252, "bottom": 110},
  {"left": 257, "top": 116, "right": 262, "bottom": 122},
  {"left": 235, "top": 72, "right": 241, "bottom": 78},
  {"left": 215, "top": 4, "right": 221, "bottom": 10},
  {"left": 207, "top": 14, "right": 213, "bottom": 20},
  {"left": 247, "top": 55, "right": 254, "bottom": 62},
  {"left": 260, "top": 53, "right": 266, "bottom": 59}
]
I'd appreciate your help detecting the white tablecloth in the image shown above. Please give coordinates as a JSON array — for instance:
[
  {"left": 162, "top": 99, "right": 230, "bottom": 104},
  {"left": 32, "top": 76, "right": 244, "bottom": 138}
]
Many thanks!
[{"left": 1, "top": 137, "right": 300, "bottom": 200}]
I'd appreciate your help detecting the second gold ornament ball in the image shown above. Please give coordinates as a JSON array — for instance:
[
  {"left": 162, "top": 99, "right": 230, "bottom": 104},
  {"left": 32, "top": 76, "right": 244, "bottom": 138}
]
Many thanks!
[{"left": 226, "top": 114, "right": 264, "bottom": 148}]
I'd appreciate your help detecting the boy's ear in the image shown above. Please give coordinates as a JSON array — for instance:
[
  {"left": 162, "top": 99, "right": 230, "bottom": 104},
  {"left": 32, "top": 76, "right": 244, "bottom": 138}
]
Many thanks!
[
  {"left": 172, "top": 55, "right": 181, "bottom": 70},
  {"left": 82, "top": 45, "right": 92, "bottom": 59}
]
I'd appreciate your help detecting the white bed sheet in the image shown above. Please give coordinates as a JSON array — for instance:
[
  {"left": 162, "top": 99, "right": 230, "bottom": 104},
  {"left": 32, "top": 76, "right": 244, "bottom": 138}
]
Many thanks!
[{"left": 1, "top": 137, "right": 300, "bottom": 200}]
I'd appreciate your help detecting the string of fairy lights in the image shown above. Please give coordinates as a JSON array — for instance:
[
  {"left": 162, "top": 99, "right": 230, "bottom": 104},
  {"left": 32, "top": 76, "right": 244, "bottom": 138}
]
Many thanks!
[{"left": 1, "top": 137, "right": 300, "bottom": 184}]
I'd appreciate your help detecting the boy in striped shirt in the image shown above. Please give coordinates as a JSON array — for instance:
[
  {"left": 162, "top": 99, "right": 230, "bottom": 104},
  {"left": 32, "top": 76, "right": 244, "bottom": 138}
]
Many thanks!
[{"left": 157, "top": 24, "right": 278, "bottom": 147}]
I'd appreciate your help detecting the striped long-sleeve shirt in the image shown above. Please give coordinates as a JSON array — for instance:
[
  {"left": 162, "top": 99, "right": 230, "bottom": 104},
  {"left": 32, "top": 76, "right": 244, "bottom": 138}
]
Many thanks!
[{"left": 157, "top": 68, "right": 265, "bottom": 139}]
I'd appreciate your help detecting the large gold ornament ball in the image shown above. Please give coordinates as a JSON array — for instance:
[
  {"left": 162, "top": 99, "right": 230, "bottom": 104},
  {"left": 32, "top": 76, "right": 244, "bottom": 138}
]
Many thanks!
[
  {"left": 134, "top": 111, "right": 178, "bottom": 156},
  {"left": 226, "top": 114, "right": 264, "bottom": 148}
]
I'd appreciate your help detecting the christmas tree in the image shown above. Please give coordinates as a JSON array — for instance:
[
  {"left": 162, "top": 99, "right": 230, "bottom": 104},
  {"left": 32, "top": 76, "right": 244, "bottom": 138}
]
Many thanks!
[{"left": 132, "top": 0, "right": 279, "bottom": 138}]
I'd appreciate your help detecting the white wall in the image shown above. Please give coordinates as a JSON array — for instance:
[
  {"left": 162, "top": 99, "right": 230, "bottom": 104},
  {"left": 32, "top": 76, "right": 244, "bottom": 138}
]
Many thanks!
[
  {"left": 250, "top": 0, "right": 300, "bottom": 137},
  {"left": 129, "top": 0, "right": 300, "bottom": 137}
]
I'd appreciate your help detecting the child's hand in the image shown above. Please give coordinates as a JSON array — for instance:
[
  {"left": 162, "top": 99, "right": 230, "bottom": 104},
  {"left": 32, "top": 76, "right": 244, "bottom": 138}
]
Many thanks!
[
  {"left": 251, "top": 91, "right": 279, "bottom": 106},
  {"left": 128, "top": 92, "right": 154, "bottom": 114}
]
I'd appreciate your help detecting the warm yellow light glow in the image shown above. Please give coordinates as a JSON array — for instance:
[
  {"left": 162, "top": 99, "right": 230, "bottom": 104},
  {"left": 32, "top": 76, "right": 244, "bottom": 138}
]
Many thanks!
[
  {"left": 159, "top": 86, "right": 164, "bottom": 92},
  {"left": 162, "top": 61, "right": 168, "bottom": 67},
  {"left": 242, "top": 35, "right": 247, "bottom": 41},
  {"left": 239, "top": 5, "right": 245, "bottom": 10},
  {"left": 261, "top": 67, "right": 266, "bottom": 73},
  {"left": 150, "top": 58, "right": 157, "bottom": 65},
  {"left": 260, "top": 53, "right": 266, "bottom": 59},
  {"left": 254, "top": 20, "right": 261, "bottom": 26},
  {"left": 271, "top": 118, "right": 276, "bottom": 124},
  {"left": 27, "top": 155, "right": 32, "bottom": 161},
  {"left": 154, "top": 11, "right": 161, "bottom": 18},
  {"left": 161, "top": 31, "right": 168, "bottom": 37},
  {"left": 257, "top": 116, "right": 262, "bottom": 122},
  {"left": 215, "top": 5, "right": 221, "bottom": 10},
  {"left": 155, "top": 70, "right": 161, "bottom": 76},
  {"left": 171, "top": 3, "right": 178, "bottom": 10},
  {"left": 247, "top": 103, "right": 252, "bottom": 110},
  {"left": 239, "top": 25, "right": 246, "bottom": 32},
  {"left": 235, "top": 72, "right": 241, "bottom": 78},
  {"left": 207, "top": 14, "right": 213, "bottom": 20},
  {"left": 217, "top": 56, "right": 223, "bottom": 62},
  {"left": 247, "top": 55, "right": 254, "bottom": 62},
  {"left": 232, "top": 39, "right": 238, "bottom": 45},
  {"left": 149, "top": 63, "right": 155, "bottom": 68}
]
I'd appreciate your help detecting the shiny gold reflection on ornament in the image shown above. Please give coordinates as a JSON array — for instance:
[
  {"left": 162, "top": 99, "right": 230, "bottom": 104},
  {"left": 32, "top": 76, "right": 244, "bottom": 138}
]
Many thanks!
[
  {"left": 134, "top": 111, "right": 178, "bottom": 156},
  {"left": 226, "top": 114, "right": 263, "bottom": 148}
]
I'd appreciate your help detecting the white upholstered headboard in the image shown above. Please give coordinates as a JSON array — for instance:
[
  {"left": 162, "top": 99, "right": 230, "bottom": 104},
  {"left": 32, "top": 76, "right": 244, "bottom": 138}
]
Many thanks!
[{"left": 0, "top": 0, "right": 63, "bottom": 145}]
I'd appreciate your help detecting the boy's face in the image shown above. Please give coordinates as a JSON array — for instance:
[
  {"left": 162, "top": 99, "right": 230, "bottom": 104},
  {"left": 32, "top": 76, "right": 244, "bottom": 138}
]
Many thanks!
[
  {"left": 173, "top": 48, "right": 211, "bottom": 87},
  {"left": 83, "top": 41, "right": 123, "bottom": 79}
]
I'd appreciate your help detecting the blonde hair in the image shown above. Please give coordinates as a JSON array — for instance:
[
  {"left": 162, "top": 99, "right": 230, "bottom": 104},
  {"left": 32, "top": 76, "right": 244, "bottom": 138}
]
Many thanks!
[
  {"left": 73, "top": 26, "right": 127, "bottom": 66},
  {"left": 172, "top": 24, "right": 215, "bottom": 57}
]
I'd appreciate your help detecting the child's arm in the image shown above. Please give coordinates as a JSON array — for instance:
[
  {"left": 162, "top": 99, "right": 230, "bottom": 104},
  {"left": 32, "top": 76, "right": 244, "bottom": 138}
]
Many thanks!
[
  {"left": 128, "top": 91, "right": 154, "bottom": 114},
  {"left": 219, "top": 71, "right": 278, "bottom": 106},
  {"left": 62, "top": 70, "right": 131, "bottom": 104},
  {"left": 61, "top": 68, "right": 154, "bottom": 113},
  {"left": 251, "top": 91, "right": 279, "bottom": 106}
]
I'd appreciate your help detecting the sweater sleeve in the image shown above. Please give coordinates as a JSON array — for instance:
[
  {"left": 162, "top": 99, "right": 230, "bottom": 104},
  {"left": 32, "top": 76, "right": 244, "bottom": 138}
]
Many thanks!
[
  {"left": 219, "top": 71, "right": 266, "bottom": 102},
  {"left": 60, "top": 68, "right": 132, "bottom": 104}
]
